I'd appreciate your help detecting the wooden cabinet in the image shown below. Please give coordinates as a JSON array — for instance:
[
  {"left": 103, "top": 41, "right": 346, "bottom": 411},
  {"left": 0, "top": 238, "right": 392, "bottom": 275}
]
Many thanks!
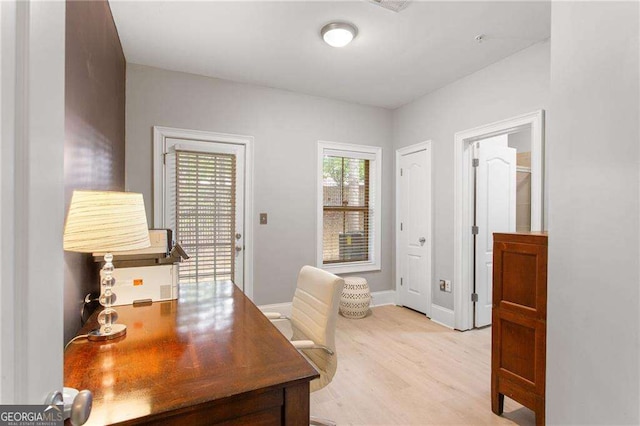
[{"left": 492, "top": 232, "right": 547, "bottom": 425}]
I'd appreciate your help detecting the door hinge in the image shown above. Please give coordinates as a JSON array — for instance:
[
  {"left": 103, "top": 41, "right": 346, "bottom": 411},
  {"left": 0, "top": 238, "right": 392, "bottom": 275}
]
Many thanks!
[
  {"left": 400, "top": 168, "right": 403, "bottom": 176},
  {"left": 471, "top": 293, "right": 478, "bottom": 302},
  {"left": 163, "top": 153, "right": 166, "bottom": 165},
  {"left": 400, "top": 222, "right": 403, "bottom": 231},
  {"left": 472, "top": 225, "right": 479, "bottom": 235},
  {"left": 472, "top": 158, "right": 479, "bottom": 167},
  {"left": 400, "top": 277, "right": 403, "bottom": 286}
]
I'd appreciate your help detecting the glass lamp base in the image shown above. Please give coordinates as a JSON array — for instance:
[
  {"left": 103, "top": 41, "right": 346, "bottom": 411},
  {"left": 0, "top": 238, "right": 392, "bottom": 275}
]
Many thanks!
[{"left": 87, "top": 323, "right": 127, "bottom": 341}]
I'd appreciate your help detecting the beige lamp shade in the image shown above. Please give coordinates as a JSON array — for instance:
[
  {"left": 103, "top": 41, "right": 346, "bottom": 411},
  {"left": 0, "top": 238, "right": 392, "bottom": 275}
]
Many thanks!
[{"left": 63, "top": 190, "right": 151, "bottom": 253}]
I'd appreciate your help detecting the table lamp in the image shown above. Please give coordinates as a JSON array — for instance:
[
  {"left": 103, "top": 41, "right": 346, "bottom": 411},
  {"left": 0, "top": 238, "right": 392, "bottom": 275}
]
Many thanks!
[{"left": 63, "top": 190, "right": 150, "bottom": 341}]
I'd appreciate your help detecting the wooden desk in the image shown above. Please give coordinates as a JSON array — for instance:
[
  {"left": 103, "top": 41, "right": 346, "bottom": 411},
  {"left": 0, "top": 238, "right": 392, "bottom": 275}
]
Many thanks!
[{"left": 64, "top": 281, "right": 319, "bottom": 425}]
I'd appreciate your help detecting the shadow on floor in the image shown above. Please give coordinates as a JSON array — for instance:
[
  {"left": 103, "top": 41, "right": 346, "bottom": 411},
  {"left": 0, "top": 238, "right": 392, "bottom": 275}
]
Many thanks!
[{"left": 500, "top": 406, "right": 536, "bottom": 426}]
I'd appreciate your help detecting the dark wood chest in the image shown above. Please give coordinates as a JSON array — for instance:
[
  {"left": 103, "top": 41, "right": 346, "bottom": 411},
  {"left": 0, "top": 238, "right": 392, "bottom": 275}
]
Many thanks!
[{"left": 492, "top": 232, "right": 547, "bottom": 425}]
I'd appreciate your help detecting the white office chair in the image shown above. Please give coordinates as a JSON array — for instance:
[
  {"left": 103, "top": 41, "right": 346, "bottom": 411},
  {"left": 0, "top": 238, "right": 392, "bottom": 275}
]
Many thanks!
[{"left": 265, "top": 265, "right": 344, "bottom": 426}]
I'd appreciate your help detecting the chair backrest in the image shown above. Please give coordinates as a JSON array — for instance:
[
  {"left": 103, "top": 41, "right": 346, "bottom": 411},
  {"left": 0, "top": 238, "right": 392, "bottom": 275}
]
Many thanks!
[{"left": 290, "top": 265, "right": 344, "bottom": 393}]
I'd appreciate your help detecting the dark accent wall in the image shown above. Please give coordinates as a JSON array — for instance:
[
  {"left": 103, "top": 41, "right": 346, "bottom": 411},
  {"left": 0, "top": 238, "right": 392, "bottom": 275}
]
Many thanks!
[{"left": 64, "top": 0, "right": 126, "bottom": 344}]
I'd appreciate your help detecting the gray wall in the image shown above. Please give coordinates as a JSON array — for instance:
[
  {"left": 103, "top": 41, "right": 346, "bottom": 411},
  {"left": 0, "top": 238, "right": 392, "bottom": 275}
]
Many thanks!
[
  {"left": 125, "top": 64, "right": 393, "bottom": 305},
  {"left": 392, "top": 41, "right": 550, "bottom": 310},
  {"left": 547, "top": 2, "right": 639, "bottom": 423}
]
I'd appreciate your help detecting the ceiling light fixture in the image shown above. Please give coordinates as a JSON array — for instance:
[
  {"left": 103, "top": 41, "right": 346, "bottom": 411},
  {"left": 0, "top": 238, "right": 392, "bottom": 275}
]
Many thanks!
[{"left": 321, "top": 22, "right": 358, "bottom": 48}]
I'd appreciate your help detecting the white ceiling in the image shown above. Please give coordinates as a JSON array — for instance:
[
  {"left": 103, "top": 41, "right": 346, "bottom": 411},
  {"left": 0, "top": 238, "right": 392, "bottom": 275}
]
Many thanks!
[{"left": 109, "top": 1, "right": 550, "bottom": 109}]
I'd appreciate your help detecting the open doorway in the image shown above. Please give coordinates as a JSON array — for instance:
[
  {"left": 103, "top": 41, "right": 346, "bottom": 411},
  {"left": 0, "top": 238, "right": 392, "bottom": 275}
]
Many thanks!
[
  {"left": 471, "top": 129, "right": 534, "bottom": 327},
  {"left": 454, "top": 111, "right": 544, "bottom": 330}
]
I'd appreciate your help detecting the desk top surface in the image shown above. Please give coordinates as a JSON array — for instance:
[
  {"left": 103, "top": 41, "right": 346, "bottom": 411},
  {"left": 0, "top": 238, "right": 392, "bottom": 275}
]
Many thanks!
[{"left": 64, "top": 281, "right": 318, "bottom": 425}]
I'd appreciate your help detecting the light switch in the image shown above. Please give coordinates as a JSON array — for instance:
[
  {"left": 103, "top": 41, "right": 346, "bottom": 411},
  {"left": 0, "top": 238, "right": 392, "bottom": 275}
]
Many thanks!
[{"left": 260, "top": 213, "right": 268, "bottom": 225}]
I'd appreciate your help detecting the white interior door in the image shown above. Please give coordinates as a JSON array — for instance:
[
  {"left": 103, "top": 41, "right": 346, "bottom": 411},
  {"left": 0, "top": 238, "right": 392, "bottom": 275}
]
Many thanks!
[
  {"left": 474, "top": 137, "right": 516, "bottom": 327},
  {"left": 398, "top": 147, "right": 431, "bottom": 315},
  {"left": 163, "top": 138, "right": 245, "bottom": 290},
  {"left": 1, "top": 0, "right": 66, "bottom": 403}
]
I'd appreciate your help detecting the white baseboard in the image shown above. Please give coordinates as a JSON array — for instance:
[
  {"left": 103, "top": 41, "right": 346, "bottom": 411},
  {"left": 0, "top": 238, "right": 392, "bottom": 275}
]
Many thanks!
[
  {"left": 258, "top": 290, "right": 397, "bottom": 315},
  {"left": 430, "top": 304, "right": 455, "bottom": 329},
  {"left": 258, "top": 302, "right": 292, "bottom": 317},
  {"left": 371, "top": 290, "right": 396, "bottom": 306}
]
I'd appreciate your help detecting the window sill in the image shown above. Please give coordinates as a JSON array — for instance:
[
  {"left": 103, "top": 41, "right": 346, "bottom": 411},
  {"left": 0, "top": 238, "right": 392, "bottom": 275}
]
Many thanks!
[{"left": 320, "top": 262, "right": 381, "bottom": 275}]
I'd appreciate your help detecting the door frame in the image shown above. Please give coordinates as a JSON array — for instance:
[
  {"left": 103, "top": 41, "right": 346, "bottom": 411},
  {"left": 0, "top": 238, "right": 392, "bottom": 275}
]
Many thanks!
[
  {"left": 453, "top": 110, "right": 544, "bottom": 330},
  {"left": 153, "top": 126, "right": 255, "bottom": 299},
  {"left": 395, "top": 140, "right": 433, "bottom": 316},
  {"left": 1, "top": 0, "right": 66, "bottom": 402}
]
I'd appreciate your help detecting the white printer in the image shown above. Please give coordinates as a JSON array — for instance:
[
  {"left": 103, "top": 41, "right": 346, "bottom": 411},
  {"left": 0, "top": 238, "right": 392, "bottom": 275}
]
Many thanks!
[{"left": 93, "top": 229, "right": 188, "bottom": 306}]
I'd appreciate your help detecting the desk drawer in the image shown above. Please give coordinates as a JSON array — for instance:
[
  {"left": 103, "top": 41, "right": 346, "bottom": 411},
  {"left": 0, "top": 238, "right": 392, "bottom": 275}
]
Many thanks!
[{"left": 127, "top": 388, "right": 283, "bottom": 426}]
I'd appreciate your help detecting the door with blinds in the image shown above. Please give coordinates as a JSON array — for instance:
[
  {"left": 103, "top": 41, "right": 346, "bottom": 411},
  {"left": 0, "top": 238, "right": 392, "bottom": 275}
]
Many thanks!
[{"left": 164, "top": 138, "right": 245, "bottom": 289}]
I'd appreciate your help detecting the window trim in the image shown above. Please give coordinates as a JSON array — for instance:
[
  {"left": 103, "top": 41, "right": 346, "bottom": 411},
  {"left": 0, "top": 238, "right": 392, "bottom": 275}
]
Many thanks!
[{"left": 317, "top": 141, "right": 382, "bottom": 274}]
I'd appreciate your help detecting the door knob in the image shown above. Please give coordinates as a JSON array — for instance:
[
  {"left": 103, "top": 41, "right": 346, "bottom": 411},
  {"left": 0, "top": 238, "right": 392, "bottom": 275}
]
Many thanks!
[
  {"left": 45, "top": 388, "right": 92, "bottom": 425},
  {"left": 419, "top": 237, "right": 426, "bottom": 244},
  {"left": 70, "top": 390, "right": 93, "bottom": 426}
]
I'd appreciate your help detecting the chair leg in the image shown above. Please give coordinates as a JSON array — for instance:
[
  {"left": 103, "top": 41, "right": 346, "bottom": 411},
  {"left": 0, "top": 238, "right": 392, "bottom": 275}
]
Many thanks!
[{"left": 310, "top": 415, "right": 336, "bottom": 426}]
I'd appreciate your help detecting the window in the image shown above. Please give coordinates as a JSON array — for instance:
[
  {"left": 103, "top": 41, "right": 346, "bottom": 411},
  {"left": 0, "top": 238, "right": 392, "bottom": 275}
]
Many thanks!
[
  {"left": 172, "top": 150, "right": 236, "bottom": 283},
  {"left": 317, "top": 141, "right": 382, "bottom": 274},
  {"left": 161, "top": 138, "right": 244, "bottom": 285}
]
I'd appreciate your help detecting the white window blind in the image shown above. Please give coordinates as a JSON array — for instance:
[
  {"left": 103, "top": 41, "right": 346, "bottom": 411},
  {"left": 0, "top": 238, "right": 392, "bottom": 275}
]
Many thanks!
[
  {"left": 173, "top": 150, "right": 236, "bottom": 283},
  {"left": 322, "top": 155, "right": 375, "bottom": 265}
]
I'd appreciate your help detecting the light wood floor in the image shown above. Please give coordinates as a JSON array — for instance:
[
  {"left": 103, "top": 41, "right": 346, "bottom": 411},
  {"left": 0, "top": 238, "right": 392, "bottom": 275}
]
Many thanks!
[{"left": 309, "top": 305, "right": 535, "bottom": 426}]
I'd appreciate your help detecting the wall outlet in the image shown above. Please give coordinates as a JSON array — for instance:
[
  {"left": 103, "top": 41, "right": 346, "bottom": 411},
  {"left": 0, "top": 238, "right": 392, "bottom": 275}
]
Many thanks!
[{"left": 440, "top": 279, "right": 452, "bottom": 293}]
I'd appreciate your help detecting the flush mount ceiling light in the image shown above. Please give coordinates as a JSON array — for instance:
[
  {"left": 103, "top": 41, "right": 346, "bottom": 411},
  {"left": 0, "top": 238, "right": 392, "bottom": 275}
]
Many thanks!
[{"left": 321, "top": 22, "right": 358, "bottom": 48}]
